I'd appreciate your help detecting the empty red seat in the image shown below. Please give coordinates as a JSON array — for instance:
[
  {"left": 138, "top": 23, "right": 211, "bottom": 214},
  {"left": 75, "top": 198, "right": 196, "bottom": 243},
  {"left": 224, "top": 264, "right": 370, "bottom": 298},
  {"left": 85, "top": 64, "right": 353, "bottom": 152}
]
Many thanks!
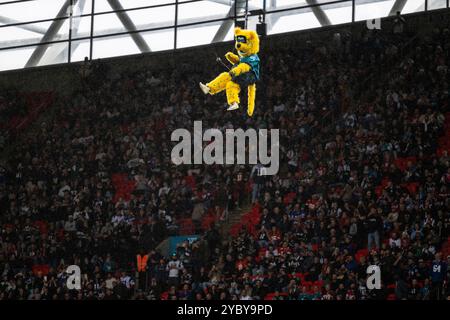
[
  {"left": 264, "top": 293, "right": 275, "bottom": 300},
  {"left": 160, "top": 291, "right": 169, "bottom": 300},
  {"left": 178, "top": 219, "right": 195, "bottom": 235},
  {"left": 314, "top": 280, "right": 324, "bottom": 288}
]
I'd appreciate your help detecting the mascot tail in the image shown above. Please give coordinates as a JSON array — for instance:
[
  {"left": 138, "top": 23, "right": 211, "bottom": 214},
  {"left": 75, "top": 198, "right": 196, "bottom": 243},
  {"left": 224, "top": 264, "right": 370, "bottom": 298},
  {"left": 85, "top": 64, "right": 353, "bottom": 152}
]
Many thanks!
[{"left": 247, "top": 84, "right": 256, "bottom": 117}]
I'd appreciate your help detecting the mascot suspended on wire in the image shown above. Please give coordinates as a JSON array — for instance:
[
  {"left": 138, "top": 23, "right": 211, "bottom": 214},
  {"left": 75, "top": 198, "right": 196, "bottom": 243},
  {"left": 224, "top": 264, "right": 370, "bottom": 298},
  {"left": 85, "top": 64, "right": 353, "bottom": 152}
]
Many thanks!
[{"left": 199, "top": 27, "right": 260, "bottom": 117}]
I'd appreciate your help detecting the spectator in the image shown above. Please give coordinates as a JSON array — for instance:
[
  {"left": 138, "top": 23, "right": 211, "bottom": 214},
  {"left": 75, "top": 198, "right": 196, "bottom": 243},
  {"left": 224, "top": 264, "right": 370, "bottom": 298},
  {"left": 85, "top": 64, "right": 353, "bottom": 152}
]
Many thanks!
[{"left": 0, "top": 14, "right": 449, "bottom": 300}]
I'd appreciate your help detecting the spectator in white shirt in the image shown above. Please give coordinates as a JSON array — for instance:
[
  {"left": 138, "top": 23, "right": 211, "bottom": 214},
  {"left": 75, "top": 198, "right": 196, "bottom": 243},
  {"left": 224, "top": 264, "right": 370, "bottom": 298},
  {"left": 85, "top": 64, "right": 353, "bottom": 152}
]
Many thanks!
[{"left": 166, "top": 255, "right": 183, "bottom": 287}]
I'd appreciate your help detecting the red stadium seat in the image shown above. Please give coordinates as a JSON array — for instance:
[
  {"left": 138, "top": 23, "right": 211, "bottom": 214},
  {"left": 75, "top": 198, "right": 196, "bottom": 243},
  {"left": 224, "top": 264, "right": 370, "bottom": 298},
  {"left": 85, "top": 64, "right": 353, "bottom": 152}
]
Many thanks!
[{"left": 387, "top": 293, "right": 396, "bottom": 300}]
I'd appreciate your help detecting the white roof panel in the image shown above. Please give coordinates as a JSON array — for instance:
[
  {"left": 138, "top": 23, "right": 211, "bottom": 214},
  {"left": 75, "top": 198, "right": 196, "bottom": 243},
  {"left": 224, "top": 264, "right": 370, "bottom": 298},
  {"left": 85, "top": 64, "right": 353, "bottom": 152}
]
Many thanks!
[{"left": 0, "top": 0, "right": 436, "bottom": 71}]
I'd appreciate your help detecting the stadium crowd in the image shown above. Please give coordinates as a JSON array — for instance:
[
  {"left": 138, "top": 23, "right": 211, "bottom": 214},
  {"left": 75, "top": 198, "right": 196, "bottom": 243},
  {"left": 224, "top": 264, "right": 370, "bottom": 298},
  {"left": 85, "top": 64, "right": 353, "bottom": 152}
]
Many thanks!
[
  {"left": 0, "top": 16, "right": 449, "bottom": 300},
  {"left": 0, "top": 88, "right": 28, "bottom": 150}
]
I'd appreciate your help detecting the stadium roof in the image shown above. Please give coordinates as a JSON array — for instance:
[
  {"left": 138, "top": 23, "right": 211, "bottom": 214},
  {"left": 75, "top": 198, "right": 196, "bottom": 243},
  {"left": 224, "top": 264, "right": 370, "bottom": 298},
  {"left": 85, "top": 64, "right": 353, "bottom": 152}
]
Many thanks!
[{"left": 0, "top": 0, "right": 447, "bottom": 72}]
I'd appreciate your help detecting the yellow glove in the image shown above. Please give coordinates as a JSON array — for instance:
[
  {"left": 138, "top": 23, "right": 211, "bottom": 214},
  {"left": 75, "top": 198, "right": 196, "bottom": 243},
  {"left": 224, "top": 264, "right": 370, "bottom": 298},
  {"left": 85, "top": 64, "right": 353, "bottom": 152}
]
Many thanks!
[
  {"left": 230, "top": 63, "right": 251, "bottom": 77},
  {"left": 225, "top": 52, "right": 239, "bottom": 65}
]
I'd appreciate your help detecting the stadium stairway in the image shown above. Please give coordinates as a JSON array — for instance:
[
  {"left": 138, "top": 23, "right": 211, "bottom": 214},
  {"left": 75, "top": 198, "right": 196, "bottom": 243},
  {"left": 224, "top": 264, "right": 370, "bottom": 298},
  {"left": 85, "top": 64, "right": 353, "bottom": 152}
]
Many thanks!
[
  {"left": 1, "top": 91, "right": 54, "bottom": 160},
  {"left": 437, "top": 112, "right": 450, "bottom": 157},
  {"left": 225, "top": 203, "right": 262, "bottom": 238},
  {"left": 111, "top": 173, "right": 136, "bottom": 203},
  {"left": 220, "top": 202, "right": 254, "bottom": 238}
]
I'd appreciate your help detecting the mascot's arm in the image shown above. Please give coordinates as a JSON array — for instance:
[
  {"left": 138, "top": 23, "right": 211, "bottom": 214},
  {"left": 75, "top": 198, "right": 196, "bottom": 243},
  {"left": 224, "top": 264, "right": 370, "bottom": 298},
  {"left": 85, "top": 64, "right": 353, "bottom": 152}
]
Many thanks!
[
  {"left": 225, "top": 52, "right": 240, "bottom": 65},
  {"left": 230, "top": 63, "right": 251, "bottom": 77}
]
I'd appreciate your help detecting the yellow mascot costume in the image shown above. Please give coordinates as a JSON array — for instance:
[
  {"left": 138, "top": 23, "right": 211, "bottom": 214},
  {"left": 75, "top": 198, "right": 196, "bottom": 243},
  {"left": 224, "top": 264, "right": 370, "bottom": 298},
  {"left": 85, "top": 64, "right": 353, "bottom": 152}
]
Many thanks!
[{"left": 199, "top": 27, "right": 260, "bottom": 117}]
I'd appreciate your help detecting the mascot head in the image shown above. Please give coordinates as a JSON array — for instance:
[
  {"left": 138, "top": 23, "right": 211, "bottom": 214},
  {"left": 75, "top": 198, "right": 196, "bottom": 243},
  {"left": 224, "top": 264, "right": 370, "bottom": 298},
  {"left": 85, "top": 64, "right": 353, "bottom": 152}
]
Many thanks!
[{"left": 234, "top": 27, "right": 259, "bottom": 57}]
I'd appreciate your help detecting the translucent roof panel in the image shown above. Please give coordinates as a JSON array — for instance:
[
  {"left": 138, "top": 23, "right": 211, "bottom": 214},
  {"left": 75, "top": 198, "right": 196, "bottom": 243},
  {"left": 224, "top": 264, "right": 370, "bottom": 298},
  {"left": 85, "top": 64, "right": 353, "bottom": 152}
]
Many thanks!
[
  {"left": 269, "top": 11, "right": 321, "bottom": 34},
  {"left": 0, "top": 0, "right": 65, "bottom": 22},
  {"left": 0, "top": 0, "right": 442, "bottom": 72},
  {"left": 402, "top": 0, "right": 425, "bottom": 14},
  {"left": 354, "top": 0, "right": 396, "bottom": 21}
]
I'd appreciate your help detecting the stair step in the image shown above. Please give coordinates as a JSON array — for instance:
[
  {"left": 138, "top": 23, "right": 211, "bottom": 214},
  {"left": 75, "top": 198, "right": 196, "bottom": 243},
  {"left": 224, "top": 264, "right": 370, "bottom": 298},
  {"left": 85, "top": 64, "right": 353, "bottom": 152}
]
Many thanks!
[{"left": 220, "top": 202, "right": 254, "bottom": 236}]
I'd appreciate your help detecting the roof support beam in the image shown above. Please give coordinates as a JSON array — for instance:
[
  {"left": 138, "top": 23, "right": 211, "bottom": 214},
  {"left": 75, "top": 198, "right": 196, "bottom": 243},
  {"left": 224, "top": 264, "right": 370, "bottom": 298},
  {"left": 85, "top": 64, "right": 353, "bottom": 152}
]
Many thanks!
[
  {"left": 389, "top": 0, "right": 408, "bottom": 15},
  {"left": 106, "top": 0, "right": 150, "bottom": 53},
  {"left": 25, "top": 0, "right": 74, "bottom": 68},
  {"left": 212, "top": 0, "right": 247, "bottom": 43},
  {"left": 267, "top": 0, "right": 278, "bottom": 32},
  {"left": 0, "top": 16, "right": 47, "bottom": 34},
  {"left": 51, "top": 0, "right": 87, "bottom": 64},
  {"left": 305, "top": 0, "right": 331, "bottom": 26},
  {"left": 212, "top": 4, "right": 236, "bottom": 43}
]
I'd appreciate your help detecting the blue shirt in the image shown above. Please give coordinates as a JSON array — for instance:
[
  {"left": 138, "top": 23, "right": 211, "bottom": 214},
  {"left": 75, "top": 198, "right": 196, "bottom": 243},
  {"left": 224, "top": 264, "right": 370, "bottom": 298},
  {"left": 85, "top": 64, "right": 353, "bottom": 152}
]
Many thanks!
[
  {"left": 240, "top": 54, "right": 260, "bottom": 80},
  {"left": 431, "top": 261, "right": 447, "bottom": 283}
]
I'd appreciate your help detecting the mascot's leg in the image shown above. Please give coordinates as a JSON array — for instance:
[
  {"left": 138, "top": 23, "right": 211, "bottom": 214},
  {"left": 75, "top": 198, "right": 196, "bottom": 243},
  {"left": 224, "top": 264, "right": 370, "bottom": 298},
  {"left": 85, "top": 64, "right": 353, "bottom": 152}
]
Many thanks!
[
  {"left": 202, "top": 72, "right": 231, "bottom": 95},
  {"left": 226, "top": 81, "right": 240, "bottom": 110},
  {"left": 247, "top": 84, "right": 256, "bottom": 117}
]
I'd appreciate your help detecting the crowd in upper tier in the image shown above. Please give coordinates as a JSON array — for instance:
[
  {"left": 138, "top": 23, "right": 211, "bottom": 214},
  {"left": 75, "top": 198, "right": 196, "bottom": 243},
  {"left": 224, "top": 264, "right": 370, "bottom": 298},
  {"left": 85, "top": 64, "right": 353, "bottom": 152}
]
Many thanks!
[{"left": 0, "top": 15, "right": 449, "bottom": 300}]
